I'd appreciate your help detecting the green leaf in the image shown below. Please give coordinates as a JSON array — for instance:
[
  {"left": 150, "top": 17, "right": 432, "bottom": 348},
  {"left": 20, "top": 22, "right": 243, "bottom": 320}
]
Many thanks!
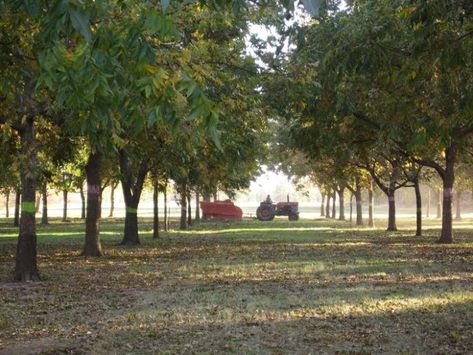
[{"left": 70, "top": 9, "right": 92, "bottom": 43}]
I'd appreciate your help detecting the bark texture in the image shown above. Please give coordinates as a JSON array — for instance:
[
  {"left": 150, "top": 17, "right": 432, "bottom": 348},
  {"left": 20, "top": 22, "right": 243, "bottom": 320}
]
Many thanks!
[
  {"left": 82, "top": 152, "right": 103, "bottom": 257},
  {"left": 331, "top": 191, "right": 336, "bottom": 219},
  {"left": 368, "top": 179, "right": 374, "bottom": 228},
  {"left": 119, "top": 150, "right": 148, "bottom": 246},
  {"left": 14, "top": 190, "right": 20, "bottom": 227},
  {"left": 62, "top": 190, "right": 68, "bottom": 222},
  {"left": 15, "top": 117, "right": 40, "bottom": 281},
  {"left": 320, "top": 193, "right": 326, "bottom": 217},
  {"left": 195, "top": 190, "right": 201, "bottom": 221},
  {"left": 414, "top": 179, "right": 422, "bottom": 237},
  {"left": 387, "top": 191, "right": 397, "bottom": 231},
  {"left": 180, "top": 186, "right": 187, "bottom": 230},
  {"left": 41, "top": 183, "right": 48, "bottom": 225},
  {"left": 109, "top": 181, "right": 118, "bottom": 218},
  {"left": 5, "top": 191, "right": 9, "bottom": 218},
  {"left": 153, "top": 178, "right": 160, "bottom": 239},
  {"left": 439, "top": 146, "right": 455, "bottom": 243},
  {"left": 79, "top": 184, "right": 86, "bottom": 219},
  {"left": 337, "top": 187, "right": 345, "bottom": 221},
  {"left": 187, "top": 191, "right": 192, "bottom": 227}
]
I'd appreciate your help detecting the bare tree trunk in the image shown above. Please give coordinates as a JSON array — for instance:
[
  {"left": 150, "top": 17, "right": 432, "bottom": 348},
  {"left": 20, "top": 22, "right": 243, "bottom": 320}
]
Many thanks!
[
  {"left": 426, "top": 187, "right": 431, "bottom": 218},
  {"left": 41, "top": 182, "right": 48, "bottom": 225},
  {"left": 320, "top": 193, "right": 326, "bottom": 217},
  {"left": 187, "top": 189, "right": 192, "bottom": 226},
  {"left": 153, "top": 178, "right": 159, "bottom": 239},
  {"left": 82, "top": 152, "right": 103, "bottom": 257},
  {"left": 164, "top": 182, "right": 168, "bottom": 232},
  {"left": 79, "top": 184, "right": 86, "bottom": 219},
  {"left": 35, "top": 193, "right": 40, "bottom": 213},
  {"left": 62, "top": 190, "right": 68, "bottom": 222},
  {"left": 325, "top": 191, "right": 331, "bottom": 218},
  {"left": 414, "top": 179, "right": 422, "bottom": 237},
  {"left": 119, "top": 152, "right": 148, "bottom": 246},
  {"left": 439, "top": 146, "right": 455, "bottom": 243},
  {"left": 368, "top": 179, "right": 374, "bottom": 228},
  {"left": 337, "top": 187, "right": 345, "bottom": 221},
  {"left": 109, "top": 182, "right": 118, "bottom": 218},
  {"left": 14, "top": 190, "right": 20, "bottom": 227},
  {"left": 195, "top": 189, "right": 201, "bottom": 221},
  {"left": 15, "top": 116, "right": 40, "bottom": 281},
  {"left": 354, "top": 186, "right": 363, "bottom": 226},
  {"left": 387, "top": 190, "right": 397, "bottom": 231},
  {"left": 331, "top": 190, "right": 336, "bottom": 219},
  {"left": 180, "top": 186, "right": 187, "bottom": 230},
  {"left": 350, "top": 192, "right": 354, "bottom": 223},
  {"left": 5, "top": 191, "right": 9, "bottom": 218},
  {"left": 455, "top": 190, "right": 461, "bottom": 220}
]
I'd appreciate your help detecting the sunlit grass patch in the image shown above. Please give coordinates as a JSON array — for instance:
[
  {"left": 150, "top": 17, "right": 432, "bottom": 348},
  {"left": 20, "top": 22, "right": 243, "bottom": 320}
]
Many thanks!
[{"left": 0, "top": 217, "right": 473, "bottom": 353}]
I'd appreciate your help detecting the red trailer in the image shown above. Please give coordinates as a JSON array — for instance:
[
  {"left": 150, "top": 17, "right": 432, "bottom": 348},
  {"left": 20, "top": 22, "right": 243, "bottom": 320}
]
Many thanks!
[{"left": 200, "top": 200, "right": 243, "bottom": 221}]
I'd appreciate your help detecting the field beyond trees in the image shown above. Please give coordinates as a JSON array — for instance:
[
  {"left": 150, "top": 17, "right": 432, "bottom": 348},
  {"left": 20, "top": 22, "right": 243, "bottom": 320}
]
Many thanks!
[{"left": 1, "top": 218, "right": 472, "bottom": 354}]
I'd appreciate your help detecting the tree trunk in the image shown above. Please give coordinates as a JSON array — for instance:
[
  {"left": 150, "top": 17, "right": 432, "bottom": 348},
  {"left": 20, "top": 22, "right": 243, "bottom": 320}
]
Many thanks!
[
  {"left": 187, "top": 190, "right": 192, "bottom": 226},
  {"left": 354, "top": 184, "right": 363, "bottom": 226},
  {"left": 14, "top": 190, "right": 20, "bottom": 227},
  {"left": 426, "top": 188, "right": 431, "bottom": 218},
  {"left": 325, "top": 191, "right": 331, "bottom": 218},
  {"left": 337, "top": 188, "right": 345, "bottom": 220},
  {"left": 439, "top": 146, "right": 455, "bottom": 244},
  {"left": 15, "top": 117, "right": 40, "bottom": 281},
  {"left": 414, "top": 179, "right": 422, "bottom": 237},
  {"left": 368, "top": 179, "right": 374, "bottom": 228},
  {"left": 436, "top": 188, "right": 442, "bottom": 219},
  {"left": 213, "top": 191, "right": 218, "bottom": 201},
  {"left": 5, "top": 191, "right": 9, "bottom": 218},
  {"left": 455, "top": 190, "right": 461, "bottom": 220},
  {"left": 180, "top": 186, "right": 187, "bottom": 230},
  {"left": 41, "top": 183, "right": 48, "bottom": 225},
  {"left": 109, "top": 182, "right": 117, "bottom": 218},
  {"left": 153, "top": 179, "right": 159, "bottom": 239},
  {"left": 320, "top": 193, "right": 326, "bottom": 217},
  {"left": 350, "top": 192, "right": 354, "bottom": 223},
  {"left": 35, "top": 193, "right": 40, "bottom": 213},
  {"left": 195, "top": 189, "right": 201, "bottom": 221},
  {"left": 119, "top": 153, "right": 148, "bottom": 246},
  {"left": 62, "top": 189, "right": 68, "bottom": 222},
  {"left": 331, "top": 190, "right": 336, "bottom": 219},
  {"left": 82, "top": 152, "right": 103, "bottom": 257},
  {"left": 79, "top": 184, "right": 86, "bottom": 219},
  {"left": 387, "top": 190, "right": 397, "bottom": 231},
  {"left": 122, "top": 203, "right": 140, "bottom": 245},
  {"left": 164, "top": 183, "right": 168, "bottom": 231}
]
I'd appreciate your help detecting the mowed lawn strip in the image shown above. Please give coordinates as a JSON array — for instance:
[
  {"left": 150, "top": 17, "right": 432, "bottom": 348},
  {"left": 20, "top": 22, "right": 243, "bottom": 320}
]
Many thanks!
[{"left": 0, "top": 218, "right": 472, "bottom": 354}]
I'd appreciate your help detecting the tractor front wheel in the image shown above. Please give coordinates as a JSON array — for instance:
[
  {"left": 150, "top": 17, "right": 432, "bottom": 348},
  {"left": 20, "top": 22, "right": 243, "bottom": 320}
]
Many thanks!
[
  {"left": 288, "top": 213, "right": 299, "bottom": 221},
  {"left": 257, "top": 206, "right": 275, "bottom": 221}
]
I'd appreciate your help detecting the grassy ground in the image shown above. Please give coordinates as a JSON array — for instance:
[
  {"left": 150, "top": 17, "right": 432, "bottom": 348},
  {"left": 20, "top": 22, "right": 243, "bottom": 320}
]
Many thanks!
[{"left": 0, "top": 217, "right": 472, "bottom": 354}]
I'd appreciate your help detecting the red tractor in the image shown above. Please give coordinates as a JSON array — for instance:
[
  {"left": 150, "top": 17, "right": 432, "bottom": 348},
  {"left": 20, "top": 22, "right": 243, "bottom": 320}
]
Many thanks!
[{"left": 256, "top": 197, "right": 299, "bottom": 221}]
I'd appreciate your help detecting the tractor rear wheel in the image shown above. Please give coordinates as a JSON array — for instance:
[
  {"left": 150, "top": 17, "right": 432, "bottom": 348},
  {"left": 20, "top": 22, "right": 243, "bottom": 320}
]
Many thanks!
[{"left": 257, "top": 206, "right": 275, "bottom": 221}]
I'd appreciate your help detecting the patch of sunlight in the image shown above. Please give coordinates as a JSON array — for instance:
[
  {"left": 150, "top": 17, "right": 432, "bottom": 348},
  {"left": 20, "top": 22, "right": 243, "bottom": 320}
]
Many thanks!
[
  {"left": 173, "top": 226, "right": 336, "bottom": 235},
  {"left": 117, "top": 290, "right": 473, "bottom": 330},
  {"left": 1, "top": 231, "right": 119, "bottom": 238}
]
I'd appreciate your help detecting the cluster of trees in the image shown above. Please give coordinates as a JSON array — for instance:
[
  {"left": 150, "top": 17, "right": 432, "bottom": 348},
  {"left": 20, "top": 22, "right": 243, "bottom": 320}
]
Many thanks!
[
  {"left": 2, "top": 0, "right": 328, "bottom": 281},
  {"left": 265, "top": 0, "right": 473, "bottom": 242}
]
